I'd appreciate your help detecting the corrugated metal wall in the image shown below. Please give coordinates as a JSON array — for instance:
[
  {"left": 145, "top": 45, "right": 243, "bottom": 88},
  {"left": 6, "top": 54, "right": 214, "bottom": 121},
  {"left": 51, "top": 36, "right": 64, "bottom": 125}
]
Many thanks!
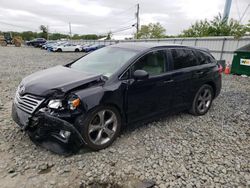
[{"left": 70, "top": 36, "right": 250, "bottom": 63}]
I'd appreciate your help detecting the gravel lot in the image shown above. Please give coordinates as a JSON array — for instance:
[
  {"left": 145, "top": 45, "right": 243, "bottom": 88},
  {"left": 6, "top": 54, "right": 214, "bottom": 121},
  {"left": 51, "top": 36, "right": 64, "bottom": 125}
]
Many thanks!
[{"left": 0, "top": 46, "right": 249, "bottom": 188}]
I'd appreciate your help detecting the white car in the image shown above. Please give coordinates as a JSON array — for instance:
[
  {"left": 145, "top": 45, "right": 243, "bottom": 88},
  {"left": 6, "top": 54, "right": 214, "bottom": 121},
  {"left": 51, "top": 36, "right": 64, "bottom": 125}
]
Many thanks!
[{"left": 52, "top": 43, "right": 82, "bottom": 52}]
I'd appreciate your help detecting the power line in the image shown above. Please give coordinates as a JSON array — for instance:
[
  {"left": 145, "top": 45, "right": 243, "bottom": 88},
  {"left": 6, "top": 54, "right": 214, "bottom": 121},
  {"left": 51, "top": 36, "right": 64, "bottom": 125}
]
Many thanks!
[
  {"left": 80, "top": 4, "right": 137, "bottom": 26},
  {"left": 239, "top": 3, "right": 250, "bottom": 23},
  {"left": 112, "top": 25, "right": 135, "bottom": 34},
  {"left": 0, "top": 21, "right": 35, "bottom": 31},
  {"left": 235, "top": 0, "right": 241, "bottom": 20}
]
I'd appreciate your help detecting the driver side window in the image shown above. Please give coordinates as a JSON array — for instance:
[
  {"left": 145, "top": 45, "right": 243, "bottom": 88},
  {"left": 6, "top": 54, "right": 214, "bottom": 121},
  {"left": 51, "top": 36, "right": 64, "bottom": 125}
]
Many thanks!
[{"left": 132, "top": 50, "right": 166, "bottom": 76}]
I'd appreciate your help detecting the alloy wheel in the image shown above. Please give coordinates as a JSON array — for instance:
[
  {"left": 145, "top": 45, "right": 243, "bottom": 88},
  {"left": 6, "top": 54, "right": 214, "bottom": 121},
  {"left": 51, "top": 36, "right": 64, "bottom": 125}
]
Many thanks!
[
  {"left": 197, "top": 88, "right": 212, "bottom": 113},
  {"left": 88, "top": 110, "right": 118, "bottom": 145}
]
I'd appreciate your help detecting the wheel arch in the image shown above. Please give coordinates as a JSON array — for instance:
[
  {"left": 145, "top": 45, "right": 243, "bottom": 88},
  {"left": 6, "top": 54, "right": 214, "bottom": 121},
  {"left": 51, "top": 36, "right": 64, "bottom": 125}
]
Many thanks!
[{"left": 87, "top": 103, "right": 126, "bottom": 127}]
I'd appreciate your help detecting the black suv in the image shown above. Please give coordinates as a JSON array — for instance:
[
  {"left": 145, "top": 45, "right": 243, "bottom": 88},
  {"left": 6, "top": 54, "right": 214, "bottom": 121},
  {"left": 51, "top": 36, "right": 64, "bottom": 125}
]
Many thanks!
[
  {"left": 26, "top": 38, "right": 46, "bottom": 47},
  {"left": 12, "top": 43, "right": 222, "bottom": 154}
]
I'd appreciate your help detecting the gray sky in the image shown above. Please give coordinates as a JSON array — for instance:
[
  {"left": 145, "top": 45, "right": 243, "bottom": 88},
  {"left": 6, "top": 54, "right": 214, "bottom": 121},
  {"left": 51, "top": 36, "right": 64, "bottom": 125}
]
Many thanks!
[{"left": 0, "top": 0, "right": 249, "bottom": 37}]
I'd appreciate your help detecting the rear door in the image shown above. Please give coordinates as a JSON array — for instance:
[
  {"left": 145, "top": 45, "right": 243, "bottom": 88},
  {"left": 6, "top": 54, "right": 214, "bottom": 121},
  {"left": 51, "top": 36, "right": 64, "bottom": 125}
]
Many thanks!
[
  {"left": 168, "top": 48, "right": 200, "bottom": 109},
  {"left": 190, "top": 50, "right": 218, "bottom": 95}
]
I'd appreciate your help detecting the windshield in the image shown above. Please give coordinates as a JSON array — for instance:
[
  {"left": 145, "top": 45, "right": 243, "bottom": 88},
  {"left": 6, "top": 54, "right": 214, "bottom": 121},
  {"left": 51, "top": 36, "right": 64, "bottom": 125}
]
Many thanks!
[{"left": 70, "top": 47, "right": 137, "bottom": 77}]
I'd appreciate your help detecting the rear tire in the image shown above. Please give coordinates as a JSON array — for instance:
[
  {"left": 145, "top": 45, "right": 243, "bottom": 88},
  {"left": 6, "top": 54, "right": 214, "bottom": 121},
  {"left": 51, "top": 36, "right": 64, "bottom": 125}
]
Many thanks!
[
  {"left": 75, "top": 48, "right": 80, "bottom": 52},
  {"left": 14, "top": 42, "right": 21, "bottom": 47},
  {"left": 189, "top": 84, "right": 213, "bottom": 116},
  {"left": 75, "top": 106, "right": 121, "bottom": 150}
]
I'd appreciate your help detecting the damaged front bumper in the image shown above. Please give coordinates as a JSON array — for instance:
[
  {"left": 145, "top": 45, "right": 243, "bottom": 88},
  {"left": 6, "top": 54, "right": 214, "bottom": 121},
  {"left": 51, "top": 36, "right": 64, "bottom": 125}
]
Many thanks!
[{"left": 12, "top": 103, "right": 85, "bottom": 155}]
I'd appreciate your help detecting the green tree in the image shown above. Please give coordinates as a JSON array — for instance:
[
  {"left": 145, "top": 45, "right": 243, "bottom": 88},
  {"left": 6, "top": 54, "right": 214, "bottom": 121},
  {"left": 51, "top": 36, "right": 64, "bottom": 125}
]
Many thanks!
[
  {"left": 39, "top": 25, "right": 48, "bottom": 39},
  {"left": 136, "top": 23, "right": 166, "bottom": 39},
  {"left": 247, "top": 20, "right": 250, "bottom": 33},
  {"left": 181, "top": 14, "right": 247, "bottom": 38}
]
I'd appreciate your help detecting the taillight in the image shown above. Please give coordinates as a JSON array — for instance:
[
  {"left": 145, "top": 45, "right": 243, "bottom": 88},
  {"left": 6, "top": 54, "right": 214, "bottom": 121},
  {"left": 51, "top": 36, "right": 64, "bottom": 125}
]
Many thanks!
[{"left": 218, "top": 64, "right": 223, "bottom": 74}]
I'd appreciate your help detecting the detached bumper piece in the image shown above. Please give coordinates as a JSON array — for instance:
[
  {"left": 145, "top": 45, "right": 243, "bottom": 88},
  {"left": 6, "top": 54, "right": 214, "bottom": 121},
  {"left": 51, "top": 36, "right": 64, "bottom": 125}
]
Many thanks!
[{"left": 27, "top": 113, "right": 85, "bottom": 155}]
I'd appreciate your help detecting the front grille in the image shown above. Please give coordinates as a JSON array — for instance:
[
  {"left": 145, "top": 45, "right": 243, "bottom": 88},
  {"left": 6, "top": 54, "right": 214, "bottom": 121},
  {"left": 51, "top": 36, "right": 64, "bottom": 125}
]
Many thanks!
[{"left": 14, "top": 92, "right": 45, "bottom": 114}]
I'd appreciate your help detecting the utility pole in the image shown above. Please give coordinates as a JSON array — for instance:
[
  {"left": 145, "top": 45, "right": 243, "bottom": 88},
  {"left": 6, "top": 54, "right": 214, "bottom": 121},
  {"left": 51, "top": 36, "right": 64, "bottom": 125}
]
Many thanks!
[
  {"left": 223, "top": 0, "right": 232, "bottom": 22},
  {"left": 136, "top": 3, "right": 140, "bottom": 39},
  {"left": 69, "top": 22, "right": 72, "bottom": 38}
]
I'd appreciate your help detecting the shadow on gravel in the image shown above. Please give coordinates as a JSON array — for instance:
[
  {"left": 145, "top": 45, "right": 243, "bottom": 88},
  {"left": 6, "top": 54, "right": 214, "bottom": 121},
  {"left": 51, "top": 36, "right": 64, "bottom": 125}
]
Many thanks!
[
  {"left": 123, "top": 111, "right": 185, "bottom": 133},
  {"left": 80, "top": 179, "right": 155, "bottom": 188},
  {"left": 80, "top": 182, "right": 122, "bottom": 188}
]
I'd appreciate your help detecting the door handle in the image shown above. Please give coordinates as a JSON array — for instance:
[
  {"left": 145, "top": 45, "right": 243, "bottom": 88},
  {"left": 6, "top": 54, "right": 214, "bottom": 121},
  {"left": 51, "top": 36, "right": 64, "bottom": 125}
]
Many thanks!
[
  {"left": 163, "top": 79, "right": 174, "bottom": 84},
  {"left": 194, "top": 71, "right": 204, "bottom": 75}
]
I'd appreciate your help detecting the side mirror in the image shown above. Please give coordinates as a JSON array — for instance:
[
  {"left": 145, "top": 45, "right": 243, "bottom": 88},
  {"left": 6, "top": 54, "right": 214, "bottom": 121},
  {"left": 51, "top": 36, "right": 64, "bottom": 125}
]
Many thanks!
[{"left": 133, "top": 70, "right": 149, "bottom": 80}]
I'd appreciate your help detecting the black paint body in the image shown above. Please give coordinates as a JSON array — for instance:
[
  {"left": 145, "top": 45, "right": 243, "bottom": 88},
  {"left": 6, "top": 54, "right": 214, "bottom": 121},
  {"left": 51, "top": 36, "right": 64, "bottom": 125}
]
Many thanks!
[{"left": 12, "top": 43, "right": 222, "bottom": 154}]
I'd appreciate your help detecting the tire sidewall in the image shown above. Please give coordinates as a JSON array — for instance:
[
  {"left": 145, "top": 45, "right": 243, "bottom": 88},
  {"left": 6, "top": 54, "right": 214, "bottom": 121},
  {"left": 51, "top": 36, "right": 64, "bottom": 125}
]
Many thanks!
[
  {"left": 192, "top": 84, "right": 213, "bottom": 116},
  {"left": 75, "top": 106, "right": 121, "bottom": 150}
]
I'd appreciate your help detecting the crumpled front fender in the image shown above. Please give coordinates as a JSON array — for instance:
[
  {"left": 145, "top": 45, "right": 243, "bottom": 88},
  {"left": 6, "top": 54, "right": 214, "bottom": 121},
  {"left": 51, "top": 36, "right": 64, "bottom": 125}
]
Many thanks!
[{"left": 28, "top": 112, "right": 86, "bottom": 155}]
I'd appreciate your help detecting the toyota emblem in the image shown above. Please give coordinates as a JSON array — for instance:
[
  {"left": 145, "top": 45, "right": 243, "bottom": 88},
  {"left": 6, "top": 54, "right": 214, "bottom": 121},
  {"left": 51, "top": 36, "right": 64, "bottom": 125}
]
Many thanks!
[{"left": 19, "top": 84, "right": 25, "bottom": 95}]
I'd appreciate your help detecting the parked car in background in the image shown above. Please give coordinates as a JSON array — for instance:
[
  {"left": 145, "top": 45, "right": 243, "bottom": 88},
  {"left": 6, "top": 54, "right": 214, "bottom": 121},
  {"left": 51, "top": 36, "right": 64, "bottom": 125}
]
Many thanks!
[
  {"left": 80, "top": 44, "right": 92, "bottom": 51},
  {"left": 82, "top": 44, "right": 105, "bottom": 52},
  {"left": 26, "top": 38, "right": 46, "bottom": 47},
  {"left": 46, "top": 41, "right": 67, "bottom": 51},
  {"left": 12, "top": 43, "right": 222, "bottom": 154},
  {"left": 52, "top": 43, "right": 82, "bottom": 52},
  {"left": 41, "top": 41, "right": 57, "bottom": 50}
]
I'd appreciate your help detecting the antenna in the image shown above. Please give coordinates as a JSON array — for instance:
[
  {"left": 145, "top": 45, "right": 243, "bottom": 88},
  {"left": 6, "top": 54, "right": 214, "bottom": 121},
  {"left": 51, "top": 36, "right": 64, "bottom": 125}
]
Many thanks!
[{"left": 136, "top": 3, "right": 140, "bottom": 39}]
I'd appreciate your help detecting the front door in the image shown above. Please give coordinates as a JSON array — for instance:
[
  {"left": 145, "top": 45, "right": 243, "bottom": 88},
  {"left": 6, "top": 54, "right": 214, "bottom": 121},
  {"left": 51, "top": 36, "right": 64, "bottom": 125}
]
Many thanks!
[{"left": 125, "top": 50, "right": 173, "bottom": 123}]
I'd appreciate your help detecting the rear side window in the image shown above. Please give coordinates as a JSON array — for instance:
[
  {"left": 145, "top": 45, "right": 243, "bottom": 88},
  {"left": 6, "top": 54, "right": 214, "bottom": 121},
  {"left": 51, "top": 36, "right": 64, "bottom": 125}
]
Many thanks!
[
  {"left": 171, "top": 49, "right": 198, "bottom": 70},
  {"left": 195, "top": 50, "right": 215, "bottom": 64}
]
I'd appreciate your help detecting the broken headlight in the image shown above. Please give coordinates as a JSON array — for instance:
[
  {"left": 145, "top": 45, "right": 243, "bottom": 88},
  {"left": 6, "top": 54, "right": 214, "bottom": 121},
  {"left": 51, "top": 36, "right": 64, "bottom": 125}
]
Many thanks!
[
  {"left": 48, "top": 99, "right": 62, "bottom": 109},
  {"left": 47, "top": 95, "right": 80, "bottom": 110},
  {"left": 68, "top": 97, "right": 81, "bottom": 110}
]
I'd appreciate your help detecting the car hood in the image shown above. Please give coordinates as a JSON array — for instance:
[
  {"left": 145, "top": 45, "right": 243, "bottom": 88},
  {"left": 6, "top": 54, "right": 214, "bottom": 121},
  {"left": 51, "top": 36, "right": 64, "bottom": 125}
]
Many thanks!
[{"left": 21, "top": 65, "right": 103, "bottom": 97}]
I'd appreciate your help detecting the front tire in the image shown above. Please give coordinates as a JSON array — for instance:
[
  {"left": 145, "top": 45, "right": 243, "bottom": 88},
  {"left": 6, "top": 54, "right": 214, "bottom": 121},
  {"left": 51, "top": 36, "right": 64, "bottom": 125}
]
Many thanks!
[
  {"left": 75, "top": 106, "right": 121, "bottom": 150},
  {"left": 1, "top": 41, "right": 7, "bottom": 46},
  {"left": 57, "top": 48, "right": 62, "bottom": 52},
  {"left": 75, "top": 48, "right": 80, "bottom": 52},
  {"left": 190, "top": 84, "right": 213, "bottom": 116}
]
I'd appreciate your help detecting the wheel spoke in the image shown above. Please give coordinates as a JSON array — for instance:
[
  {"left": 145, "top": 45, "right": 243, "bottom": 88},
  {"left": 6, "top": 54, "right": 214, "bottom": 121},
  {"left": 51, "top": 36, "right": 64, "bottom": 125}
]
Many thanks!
[
  {"left": 89, "top": 124, "right": 101, "bottom": 133},
  {"left": 198, "top": 95, "right": 203, "bottom": 101},
  {"left": 203, "top": 89, "right": 210, "bottom": 98},
  {"left": 103, "top": 127, "right": 115, "bottom": 138},
  {"left": 104, "top": 114, "right": 115, "bottom": 126},
  {"left": 205, "top": 100, "right": 211, "bottom": 108},
  {"left": 198, "top": 102, "right": 203, "bottom": 110},
  {"left": 204, "top": 93, "right": 211, "bottom": 101},
  {"left": 94, "top": 129, "right": 103, "bottom": 144},
  {"left": 97, "top": 111, "right": 105, "bottom": 125}
]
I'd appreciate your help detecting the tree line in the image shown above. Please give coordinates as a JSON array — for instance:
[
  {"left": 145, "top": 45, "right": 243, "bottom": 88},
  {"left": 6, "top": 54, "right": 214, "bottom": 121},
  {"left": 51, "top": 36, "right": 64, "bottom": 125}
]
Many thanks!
[{"left": 136, "top": 14, "right": 249, "bottom": 39}]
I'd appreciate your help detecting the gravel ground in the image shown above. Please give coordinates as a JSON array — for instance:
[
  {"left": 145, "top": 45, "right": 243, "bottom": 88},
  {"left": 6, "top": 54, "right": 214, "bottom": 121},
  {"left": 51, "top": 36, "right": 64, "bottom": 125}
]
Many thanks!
[{"left": 0, "top": 46, "right": 249, "bottom": 188}]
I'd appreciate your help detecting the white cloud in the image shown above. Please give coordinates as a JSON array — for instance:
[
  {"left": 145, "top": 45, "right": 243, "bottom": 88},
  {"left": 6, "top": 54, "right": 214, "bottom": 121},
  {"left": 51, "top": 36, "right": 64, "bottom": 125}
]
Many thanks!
[
  {"left": 140, "top": 13, "right": 170, "bottom": 25},
  {"left": 0, "top": 0, "right": 249, "bottom": 35},
  {"left": 37, "top": 0, "right": 111, "bottom": 16},
  {"left": 178, "top": 0, "right": 223, "bottom": 20}
]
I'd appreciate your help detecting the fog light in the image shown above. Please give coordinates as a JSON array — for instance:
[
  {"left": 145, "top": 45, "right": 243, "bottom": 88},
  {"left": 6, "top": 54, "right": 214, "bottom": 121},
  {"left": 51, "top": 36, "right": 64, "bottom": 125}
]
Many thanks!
[{"left": 59, "top": 130, "right": 71, "bottom": 139}]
